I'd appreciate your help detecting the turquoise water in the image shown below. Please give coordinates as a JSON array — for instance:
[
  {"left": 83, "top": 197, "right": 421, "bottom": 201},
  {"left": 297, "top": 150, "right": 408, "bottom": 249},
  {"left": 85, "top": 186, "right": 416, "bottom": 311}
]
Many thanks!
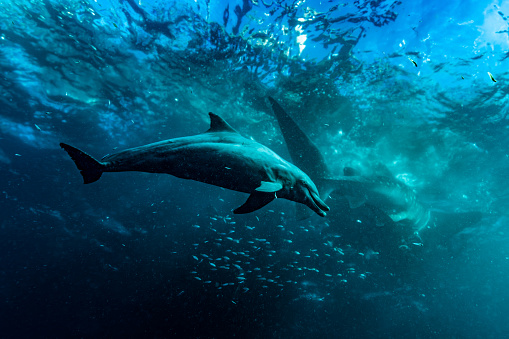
[{"left": 1, "top": 0, "right": 508, "bottom": 337}]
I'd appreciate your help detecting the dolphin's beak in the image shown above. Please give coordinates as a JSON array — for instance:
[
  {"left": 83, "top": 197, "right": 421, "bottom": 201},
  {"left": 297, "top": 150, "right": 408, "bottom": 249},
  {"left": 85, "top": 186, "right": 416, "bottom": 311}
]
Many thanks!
[
  {"left": 311, "top": 191, "right": 330, "bottom": 212},
  {"left": 306, "top": 189, "right": 330, "bottom": 217}
]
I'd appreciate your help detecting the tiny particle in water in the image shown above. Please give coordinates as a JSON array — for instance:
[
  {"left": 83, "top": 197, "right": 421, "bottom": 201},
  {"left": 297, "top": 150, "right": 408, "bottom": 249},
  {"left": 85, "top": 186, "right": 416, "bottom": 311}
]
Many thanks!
[{"left": 488, "top": 72, "right": 497, "bottom": 82}]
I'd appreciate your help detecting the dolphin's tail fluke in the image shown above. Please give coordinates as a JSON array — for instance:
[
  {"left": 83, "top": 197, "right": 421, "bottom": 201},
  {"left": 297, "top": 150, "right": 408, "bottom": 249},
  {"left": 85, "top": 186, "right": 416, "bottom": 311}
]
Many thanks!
[{"left": 60, "top": 143, "right": 105, "bottom": 184}]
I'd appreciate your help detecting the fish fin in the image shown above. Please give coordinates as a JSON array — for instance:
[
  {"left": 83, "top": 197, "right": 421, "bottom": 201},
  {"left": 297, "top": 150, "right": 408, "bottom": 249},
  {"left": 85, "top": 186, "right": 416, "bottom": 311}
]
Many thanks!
[
  {"left": 60, "top": 143, "right": 104, "bottom": 184},
  {"left": 207, "top": 113, "right": 239, "bottom": 133},
  {"left": 268, "top": 97, "right": 329, "bottom": 181},
  {"left": 255, "top": 181, "right": 283, "bottom": 192},
  {"left": 373, "top": 162, "right": 395, "bottom": 178},
  {"left": 389, "top": 211, "right": 407, "bottom": 222},
  {"left": 343, "top": 167, "right": 361, "bottom": 176},
  {"left": 422, "top": 211, "right": 482, "bottom": 240},
  {"left": 234, "top": 191, "right": 275, "bottom": 214},
  {"left": 346, "top": 196, "right": 366, "bottom": 209},
  {"left": 295, "top": 204, "right": 314, "bottom": 220}
]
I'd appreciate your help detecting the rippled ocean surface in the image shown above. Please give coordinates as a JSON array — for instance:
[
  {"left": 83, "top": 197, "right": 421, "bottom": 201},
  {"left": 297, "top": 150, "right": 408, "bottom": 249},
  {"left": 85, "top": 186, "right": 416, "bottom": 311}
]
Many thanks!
[{"left": 1, "top": 0, "right": 509, "bottom": 337}]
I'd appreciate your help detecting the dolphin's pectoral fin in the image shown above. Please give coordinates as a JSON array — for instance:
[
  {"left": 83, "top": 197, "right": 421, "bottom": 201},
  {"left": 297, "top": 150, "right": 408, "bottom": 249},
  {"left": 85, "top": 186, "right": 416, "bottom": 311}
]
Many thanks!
[
  {"left": 233, "top": 191, "right": 275, "bottom": 214},
  {"left": 255, "top": 181, "right": 283, "bottom": 192}
]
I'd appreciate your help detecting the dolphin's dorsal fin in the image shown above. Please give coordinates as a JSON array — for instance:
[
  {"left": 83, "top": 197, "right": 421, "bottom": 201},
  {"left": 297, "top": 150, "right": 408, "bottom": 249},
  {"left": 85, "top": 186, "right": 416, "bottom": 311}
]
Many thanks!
[{"left": 207, "top": 113, "right": 239, "bottom": 133}]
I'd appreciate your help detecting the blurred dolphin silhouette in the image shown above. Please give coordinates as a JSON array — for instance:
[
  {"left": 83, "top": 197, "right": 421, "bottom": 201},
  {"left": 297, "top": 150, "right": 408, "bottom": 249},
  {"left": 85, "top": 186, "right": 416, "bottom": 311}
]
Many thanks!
[
  {"left": 268, "top": 97, "right": 429, "bottom": 231},
  {"left": 60, "top": 112, "right": 329, "bottom": 217},
  {"left": 268, "top": 97, "right": 483, "bottom": 244}
]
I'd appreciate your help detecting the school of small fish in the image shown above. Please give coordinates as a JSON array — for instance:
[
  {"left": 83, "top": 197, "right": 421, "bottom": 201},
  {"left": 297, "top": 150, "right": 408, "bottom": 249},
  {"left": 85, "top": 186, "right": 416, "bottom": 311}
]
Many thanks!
[{"left": 179, "top": 213, "right": 374, "bottom": 301}]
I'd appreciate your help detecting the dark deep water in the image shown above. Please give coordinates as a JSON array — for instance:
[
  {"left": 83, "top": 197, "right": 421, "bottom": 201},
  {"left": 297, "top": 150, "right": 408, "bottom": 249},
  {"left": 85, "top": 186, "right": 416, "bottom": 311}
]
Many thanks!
[{"left": 1, "top": 0, "right": 509, "bottom": 338}]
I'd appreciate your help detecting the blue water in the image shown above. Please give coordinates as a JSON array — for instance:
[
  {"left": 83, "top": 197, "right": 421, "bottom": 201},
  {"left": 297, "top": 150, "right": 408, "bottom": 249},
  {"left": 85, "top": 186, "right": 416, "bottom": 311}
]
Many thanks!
[{"left": 1, "top": 0, "right": 509, "bottom": 337}]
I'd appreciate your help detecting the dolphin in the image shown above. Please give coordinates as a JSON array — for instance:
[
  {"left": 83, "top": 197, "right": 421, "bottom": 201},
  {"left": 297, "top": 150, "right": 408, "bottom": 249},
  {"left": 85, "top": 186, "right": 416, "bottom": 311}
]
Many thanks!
[
  {"left": 60, "top": 112, "right": 329, "bottom": 217},
  {"left": 267, "top": 97, "right": 429, "bottom": 231}
]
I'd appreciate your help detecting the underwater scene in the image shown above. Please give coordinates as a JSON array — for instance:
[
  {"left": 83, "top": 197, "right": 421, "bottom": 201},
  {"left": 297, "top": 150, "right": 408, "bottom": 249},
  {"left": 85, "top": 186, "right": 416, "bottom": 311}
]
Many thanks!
[{"left": 1, "top": 0, "right": 509, "bottom": 337}]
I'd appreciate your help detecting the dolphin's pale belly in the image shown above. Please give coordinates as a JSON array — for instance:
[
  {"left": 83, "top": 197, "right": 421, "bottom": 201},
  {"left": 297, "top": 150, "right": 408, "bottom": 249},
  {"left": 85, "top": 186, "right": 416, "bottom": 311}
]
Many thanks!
[{"left": 101, "top": 134, "right": 289, "bottom": 194}]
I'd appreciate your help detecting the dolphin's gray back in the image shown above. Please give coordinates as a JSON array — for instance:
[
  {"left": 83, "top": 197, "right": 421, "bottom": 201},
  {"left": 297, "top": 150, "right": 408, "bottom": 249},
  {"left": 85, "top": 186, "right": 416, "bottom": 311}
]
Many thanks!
[{"left": 268, "top": 97, "right": 329, "bottom": 182}]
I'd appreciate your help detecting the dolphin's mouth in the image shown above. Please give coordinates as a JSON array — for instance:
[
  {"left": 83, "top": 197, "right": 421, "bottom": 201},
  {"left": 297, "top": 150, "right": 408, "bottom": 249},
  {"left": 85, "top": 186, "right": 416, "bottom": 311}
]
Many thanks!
[{"left": 307, "top": 190, "right": 330, "bottom": 217}]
